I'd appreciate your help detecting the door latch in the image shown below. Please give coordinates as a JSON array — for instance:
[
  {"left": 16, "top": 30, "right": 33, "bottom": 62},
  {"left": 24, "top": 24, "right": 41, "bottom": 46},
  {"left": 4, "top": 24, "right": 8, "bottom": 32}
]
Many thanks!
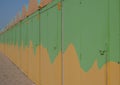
[{"left": 99, "top": 50, "right": 106, "bottom": 55}]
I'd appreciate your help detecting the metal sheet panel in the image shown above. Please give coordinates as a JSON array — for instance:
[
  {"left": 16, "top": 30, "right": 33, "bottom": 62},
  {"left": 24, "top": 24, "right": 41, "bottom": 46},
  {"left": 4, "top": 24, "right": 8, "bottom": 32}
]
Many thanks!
[
  {"left": 32, "top": 13, "right": 40, "bottom": 85},
  {"left": 40, "top": 4, "right": 62, "bottom": 85},
  {"left": 63, "top": 0, "right": 109, "bottom": 85}
]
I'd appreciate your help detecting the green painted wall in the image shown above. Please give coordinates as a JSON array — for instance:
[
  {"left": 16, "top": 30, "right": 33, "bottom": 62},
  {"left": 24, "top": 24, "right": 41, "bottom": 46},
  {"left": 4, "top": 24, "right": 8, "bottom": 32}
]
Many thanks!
[{"left": 0, "top": 0, "right": 119, "bottom": 72}]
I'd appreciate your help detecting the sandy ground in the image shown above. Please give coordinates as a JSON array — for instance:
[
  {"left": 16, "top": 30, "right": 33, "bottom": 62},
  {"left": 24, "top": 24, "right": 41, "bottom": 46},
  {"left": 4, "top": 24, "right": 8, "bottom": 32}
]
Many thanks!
[{"left": 0, "top": 52, "right": 35, "bottom": 85}]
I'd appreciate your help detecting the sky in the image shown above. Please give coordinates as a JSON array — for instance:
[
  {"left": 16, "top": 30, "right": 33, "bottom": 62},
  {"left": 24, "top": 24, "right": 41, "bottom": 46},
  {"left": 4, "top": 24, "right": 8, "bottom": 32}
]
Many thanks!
[{"left": 0, "top": 0, "right": 29, "bottom": 31}]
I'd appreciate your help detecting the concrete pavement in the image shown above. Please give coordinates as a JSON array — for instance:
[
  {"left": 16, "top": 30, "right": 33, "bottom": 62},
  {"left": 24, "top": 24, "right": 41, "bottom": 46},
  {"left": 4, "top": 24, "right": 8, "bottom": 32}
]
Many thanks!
[{"left": 0, "top": 52, "right": 35, "bottom": 85}]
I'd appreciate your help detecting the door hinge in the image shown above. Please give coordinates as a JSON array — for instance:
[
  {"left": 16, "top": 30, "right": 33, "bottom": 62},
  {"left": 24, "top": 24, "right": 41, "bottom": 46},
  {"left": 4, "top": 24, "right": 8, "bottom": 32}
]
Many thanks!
[
  {"left": 57, "top": 2, "right": 62, "bottom": 11},
  {"left": 36, "top": 14, "right": 40, "bottom": 20},
  {"left": 26, "top": 21, "right": 29, "bottom": 24}
]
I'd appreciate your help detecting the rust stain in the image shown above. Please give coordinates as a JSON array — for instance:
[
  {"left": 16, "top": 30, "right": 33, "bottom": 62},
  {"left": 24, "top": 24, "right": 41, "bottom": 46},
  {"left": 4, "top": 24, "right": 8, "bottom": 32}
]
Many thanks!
[{"left": 57, "top": 2, "right": 61, "bottom": 11}]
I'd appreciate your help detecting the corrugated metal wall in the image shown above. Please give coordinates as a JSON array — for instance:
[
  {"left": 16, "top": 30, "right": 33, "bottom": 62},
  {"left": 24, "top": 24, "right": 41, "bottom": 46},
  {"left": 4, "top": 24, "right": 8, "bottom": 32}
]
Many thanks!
[
  {"left": 0, "top": 1, "right": 62, "bottom": 85},
  {"left": 0, "top": 0, "right": 120, "bottom": 85}
]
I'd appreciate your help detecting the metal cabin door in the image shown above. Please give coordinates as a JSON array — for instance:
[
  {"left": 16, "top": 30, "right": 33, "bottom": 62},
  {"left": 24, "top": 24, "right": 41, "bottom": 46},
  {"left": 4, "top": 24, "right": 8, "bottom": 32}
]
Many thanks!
[
  {"left": 40, "top": 4, "right": 62, "bottom": 85},
  {"left": 108, "top": 0, "right": 120, "bottom": 85},
  {"left": 63, "top": 0, "right": 109, "bottom": 85}
]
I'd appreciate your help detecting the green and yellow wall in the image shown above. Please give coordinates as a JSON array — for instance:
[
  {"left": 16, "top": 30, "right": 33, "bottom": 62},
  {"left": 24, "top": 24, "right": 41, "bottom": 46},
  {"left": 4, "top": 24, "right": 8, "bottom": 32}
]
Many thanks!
[{"left": 0, "top": 0, "right": 120, "bottom": 85}]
